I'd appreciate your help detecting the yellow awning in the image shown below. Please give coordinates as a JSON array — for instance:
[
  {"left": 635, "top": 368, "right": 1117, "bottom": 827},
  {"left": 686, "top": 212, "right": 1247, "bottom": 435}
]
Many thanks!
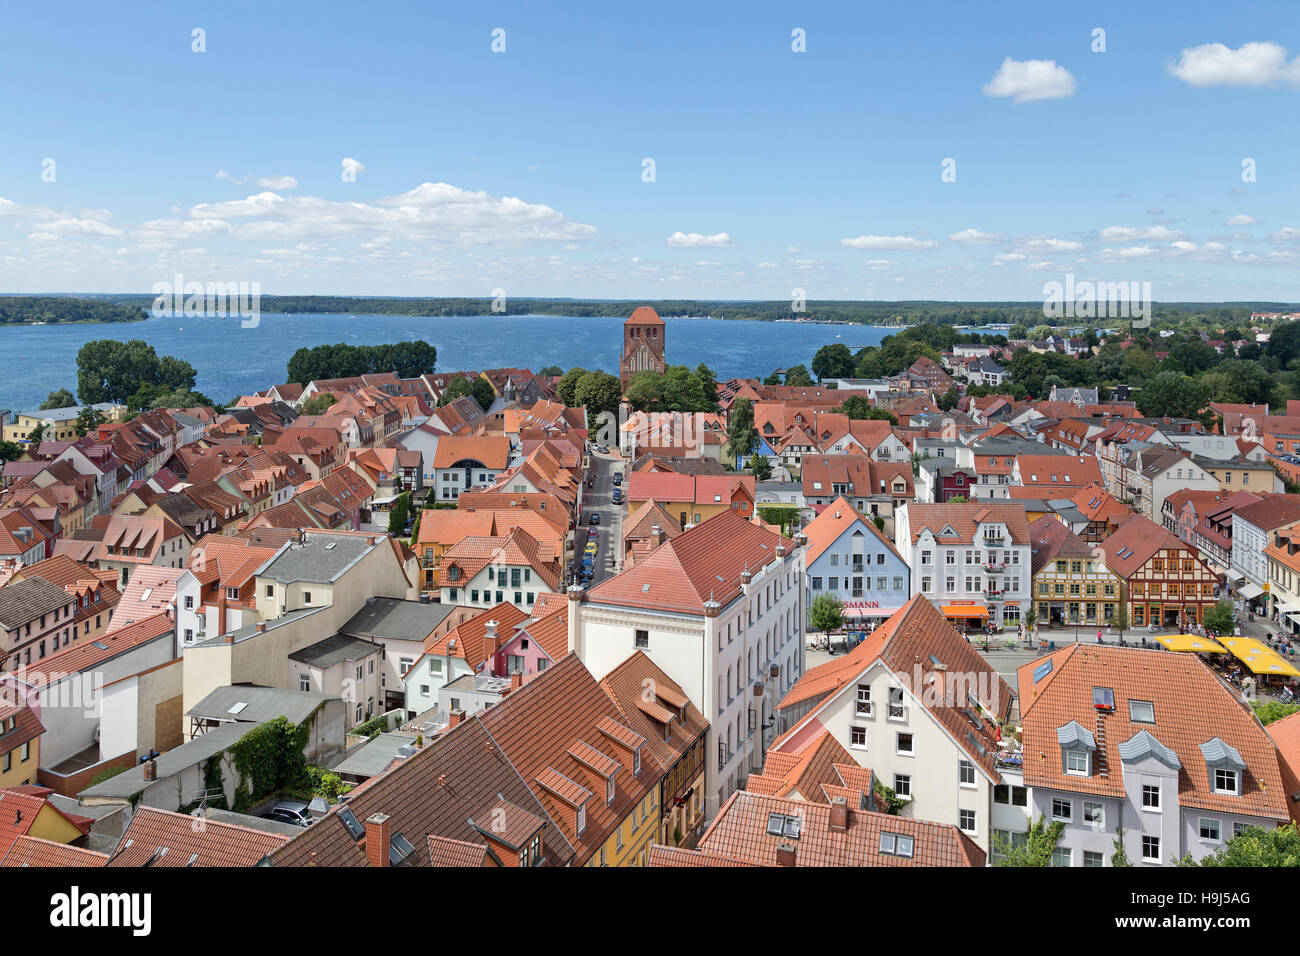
[
  {"left": 1155, "top": 633, "right": 1228, "bottom": 654},
  {"left": 1219, "top": 637, "right": 1300, "bottom": 677}
]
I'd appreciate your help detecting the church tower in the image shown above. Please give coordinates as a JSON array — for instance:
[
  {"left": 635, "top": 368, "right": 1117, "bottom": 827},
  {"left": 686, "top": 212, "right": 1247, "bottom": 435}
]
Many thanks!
[{"left": 619, "top": 306, "right": 666, "bottom": 387}]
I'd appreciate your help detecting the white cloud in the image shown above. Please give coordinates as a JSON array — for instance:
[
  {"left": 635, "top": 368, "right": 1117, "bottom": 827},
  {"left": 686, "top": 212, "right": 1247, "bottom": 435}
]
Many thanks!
[
  {"left": 785, "top": 245, "right": 799, "bottom": 255},
  {"left": 1098, "top": 245, "right": 1157, "bottom": 260},
  {"left": 983, "top": 57, "right": 1077, "bottom": 103},
  {"left": 665, "top": 231, "right": 734, "bottom": 247},
  {"left": 1225, "top": 214, "right": 1258, "bottom": 226},
  {"left": 134, "top": 182, "right": 599, "bottom": 247},
  {"left": 756, "top": 261, "right": 779, "bottom": 269},
  {"left": 215, "top": 170, "right": 242, "bottom": 184},
  {"left": 1168, "top": 41, "right": 1300, "bottom": 88},
  {"left": 992, "top": 252, "right": 1026, "bottom": 265},
  {"left": 840, "top": 235, "right": 938, "bottom": 250},
  {"left": 864, "top": 259, "right": 894, "bottom": 271},
  {"left": 1099, "top": 225, "right": 1186, "bottom": 241},
  {"left": 341, "top": 157, "right": 366, "bottom": 179},
  {"left": 948, "top": 228, "right": 1004, "bottom": 244},
  {"left": 256, "top": 175, "right": 299, "bottom": 190},
  {"left": 1270, "top": 227, "right": 1300, "bottom": 244},
  {"left": 1018, "top": 237, "right": 1084, "bottom": 253}
]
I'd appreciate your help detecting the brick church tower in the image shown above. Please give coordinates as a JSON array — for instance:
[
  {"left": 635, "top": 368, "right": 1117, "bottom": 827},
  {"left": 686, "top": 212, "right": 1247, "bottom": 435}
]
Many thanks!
[{"left": 619, "top": 306, "right": 666, "bottom": 387}]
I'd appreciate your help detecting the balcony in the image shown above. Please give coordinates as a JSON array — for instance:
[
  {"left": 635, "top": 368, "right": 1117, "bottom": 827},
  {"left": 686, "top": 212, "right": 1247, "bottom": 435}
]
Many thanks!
[
  {"left": 983, "top": 562, "right": 1005, "bottom": 573},
  {"left": 982, "top": 536, "right": 1005, "bottom": 547}
]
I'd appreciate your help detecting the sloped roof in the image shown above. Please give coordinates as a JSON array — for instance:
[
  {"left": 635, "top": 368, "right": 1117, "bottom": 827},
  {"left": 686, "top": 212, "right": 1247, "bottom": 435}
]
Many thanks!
[
  {"left": 588, "top": 510, "right": 789, "bottom": 615},
  {"left": 1017, "top": 644, "right": 1289, "bottom": 818}
]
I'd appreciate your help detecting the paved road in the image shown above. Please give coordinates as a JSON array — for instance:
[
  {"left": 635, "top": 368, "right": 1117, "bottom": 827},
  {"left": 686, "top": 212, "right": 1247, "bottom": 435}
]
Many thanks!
[{"left": 569, "top": 448, "right": 625, "bottom": 587}]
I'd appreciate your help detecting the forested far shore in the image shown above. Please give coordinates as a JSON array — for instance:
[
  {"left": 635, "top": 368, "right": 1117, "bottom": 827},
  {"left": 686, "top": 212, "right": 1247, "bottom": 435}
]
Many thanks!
[
  {"left": 74, "top": 295, "right": 1300, "bottom": 328},
  {"left": 0, "top": 296, "right": 147, "bottom": 324}
]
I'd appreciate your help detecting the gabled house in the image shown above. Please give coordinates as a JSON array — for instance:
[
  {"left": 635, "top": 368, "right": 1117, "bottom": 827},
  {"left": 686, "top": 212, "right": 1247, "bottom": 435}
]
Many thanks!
[
  {"left": 772, "top": 594, "right": 1016, "bottom": 853},
  {"left": 1018, "top": 644, "right": 1289, "bottom": 866}
]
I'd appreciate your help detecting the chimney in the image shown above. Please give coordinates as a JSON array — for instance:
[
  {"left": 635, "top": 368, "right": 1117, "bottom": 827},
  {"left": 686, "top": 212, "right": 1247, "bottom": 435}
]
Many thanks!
[
  {"left": 651, "top": 524, "right": 663, "bottom": 546},
  {"left": 255, "top": 622, "right": 266, "bottom": 633},
  {"left": 829, "top": 795, "right": 848, "bottom": 832},
  {"left": 142, "top": 757, "right": 157, "bottom": 781},
  {"left": 449, "top": 708, "right": 465, "bottom": 727},
  {"left": 483, "top": 620, "right": 498, "bottom": 654},
  {"left": 367, "top": 536, "right": 376, "bottom": 546},
  {"left": 364, "top": 813, "right": 391, "bottom": 868},
  {"left": 776, "top": 842, "right": 797, "bottom": 867},
  {"left": 511, "top": 671, "right": 522, "bottom": 691}
]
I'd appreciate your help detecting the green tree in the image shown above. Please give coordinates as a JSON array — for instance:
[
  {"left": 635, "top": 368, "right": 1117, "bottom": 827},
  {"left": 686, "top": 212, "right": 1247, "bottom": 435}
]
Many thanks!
[
  {"left": 809, "top": 592, "right": 845, "bottom": 633},
  {"left": 300, "top": 393, "right": 339, "bottom": 416},
  {"left": 1267, "top": 321, "right": 1300, "bottom": 368},
  {"left": 75, "top": 406, "right": 107, "bottom": 437},
  {"left": 725, "top": 397, "right": 758, "bottom": 464},
  {"left": 1250, "top": 699, "right": 1300, "bottom": 725},
  {"left": 76, "top": 339, "right": 165, "bottom": 404},
  {"left": 752, "top": 455, "right": 773, "bottom": 481},
  {"left": 1111, "top": 828, "right": 1133, "bottom": 867},
  {"left": 557, "top": 367, "right": 589, "bottom": 407},
  {"left": 40, "top": 388, "right": 76, "bottom": 410},
  {"left": 992, "top": 817, "right": 1065, "bottom": 867},
  {"left": 783, "top": 364, "right": 814, "bottom": 387},
  {"left": 387, "top": 492, "right": 411, "bottom": 536},
  {"left": 1136, "top": 371, "right": 1211, "bottom": 421},
  {"left": 1187, "top": 823, "right": 1300, "bottom": 866},
  {"left": 0, "top": 440, "right": 22, "bottom": 461},
  {"left": 811, "top": 343, "right": 855, "bottom": 382},
  {"left": 763, "top": 369, "right": 783, "bottom": 385},
  {"left": 537, "top": 365, "right": 563, "bottom": 377},
  {"left": 1203, "top": 600, "right": 1235, "bottom": 636},
  {"left": 937, "top": 386, "right": 959, "bottom": 412},
  {"left": 838, "top": 395, "right": 899, "bottom": 424},
  {"left": 439, "top": 375, "right": 496, "bottom": 412},
  {"left": 26, "top": 423, "right": 46, "bottom": 446},
  {"left": 573, "top": 370, "right": 622, "bottom": 417},
  {"left": 1009, "top": 324, "right": 1029, "bottom": 340}
]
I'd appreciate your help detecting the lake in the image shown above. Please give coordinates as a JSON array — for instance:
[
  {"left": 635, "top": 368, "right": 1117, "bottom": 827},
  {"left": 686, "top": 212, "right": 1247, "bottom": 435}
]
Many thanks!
[{"left": 0, "top": 313, "right": 895, "bottom": 413}]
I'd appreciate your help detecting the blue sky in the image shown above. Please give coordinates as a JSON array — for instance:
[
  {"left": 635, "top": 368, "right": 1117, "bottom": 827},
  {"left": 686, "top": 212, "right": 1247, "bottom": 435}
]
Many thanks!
[{"left": 1, "top": 0, "right": 1298, "bottom": 301}]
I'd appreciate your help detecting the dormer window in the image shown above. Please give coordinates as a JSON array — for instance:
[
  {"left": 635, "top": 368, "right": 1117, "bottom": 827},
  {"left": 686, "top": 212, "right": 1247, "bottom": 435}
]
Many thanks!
[
  {"left": 633, "top": 746, "right": 641, "bottom": 776},
  {"left": 576, "top": 802, "right": 586, "bottom": 835},
  {"left": 1201, "top": 738, "right": 1246, "bottom": 795},
  {"left": 1214, "top": 768, "right": 1239, "bottom": 794},
  {"left": 1065, "top": 749, "right": 1090, "bottom": 775},
  {"left": 606, "top": 775, "right": 616, "bottom": 805}
]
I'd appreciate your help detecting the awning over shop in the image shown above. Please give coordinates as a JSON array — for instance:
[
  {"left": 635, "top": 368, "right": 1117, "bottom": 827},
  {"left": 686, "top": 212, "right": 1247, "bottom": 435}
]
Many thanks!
[
  {"left": 843, "top": 607, "right": 902, "bottom": 619},
  {"left": 1275, "top": 602, "right": 1300, "bottom": 614},
  {"left": 1238, "top": 583, "right": 1265, "bottom": 600},
  {"left": 1155, "top": 633, "right": 1227, "bottom": 654},
  {"left": 1219, "top": 637, "right": 1300, "bottom": 677},
  {"left": 942, "top": 604, "right": 989, "bottom": 618},
  {"left": 1288, "top": 612, "right": 1300, "bottom": 626}
]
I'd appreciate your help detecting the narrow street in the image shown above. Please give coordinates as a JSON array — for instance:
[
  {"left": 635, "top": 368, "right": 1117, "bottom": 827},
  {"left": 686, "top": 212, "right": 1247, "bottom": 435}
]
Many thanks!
[{"left": 569, "top": 446, "right": 625, "bottom": 588}]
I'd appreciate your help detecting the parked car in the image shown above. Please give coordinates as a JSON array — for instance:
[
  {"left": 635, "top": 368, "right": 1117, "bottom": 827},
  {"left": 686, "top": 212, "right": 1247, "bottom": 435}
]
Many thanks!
[
  {"left": 263, "top": 800, "right": 314, "bottom": 827},
  {"left": 612, "top": 473, "right": 623, "bottom": 486},
  {"left": 589, "top": 512, "right": 600, "bottom": 525},
  {"left": 612, "top": 490, "right": 623, "bottom": 504}
]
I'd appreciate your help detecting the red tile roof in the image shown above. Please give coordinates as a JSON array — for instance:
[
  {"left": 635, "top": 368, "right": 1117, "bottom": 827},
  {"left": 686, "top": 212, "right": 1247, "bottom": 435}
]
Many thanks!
[
  {"left": 1018, "top": 644, "right": 1289, "bottom": 819},
  {"left": 689, "top": 790, "right": 985, "bottom": 867},
  {"left": 587, "top": 510, "right": 790, "bottom": 615},
  {"left": 106, "top": 807, "right": 289, "bottom": 867}
]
